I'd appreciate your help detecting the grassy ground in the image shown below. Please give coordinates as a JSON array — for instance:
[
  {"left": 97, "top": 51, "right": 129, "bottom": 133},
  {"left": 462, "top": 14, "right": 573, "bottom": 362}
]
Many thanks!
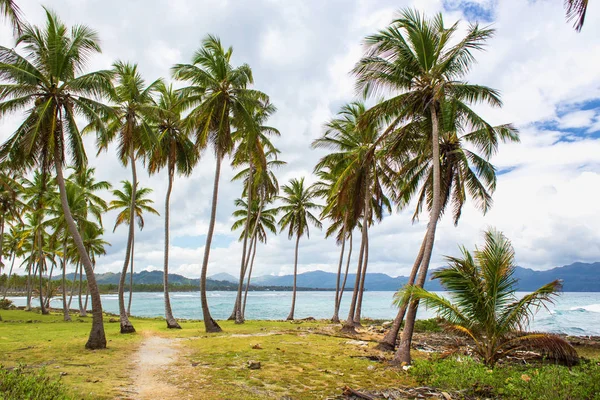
[{"left": 1, "top": 309, "right": 599, "bottom": 399}]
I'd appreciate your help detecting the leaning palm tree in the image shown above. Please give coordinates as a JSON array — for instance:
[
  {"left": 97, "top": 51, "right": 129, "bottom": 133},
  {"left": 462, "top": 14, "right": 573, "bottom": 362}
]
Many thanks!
[
  {"left": 400, "top": 229, "right": 579, "bottom": 367},
  {"left": 107, "top": 180, "right": 159, "bottom": 318},
  {"left": 172, "top": 34, "right": 268, "bottom": 332},
  {"left": 0, "top": 0, "right": 23, "bottom": 35},
  {"left": 276, "top": 178, "right": 322, "bottom": 320},
  {"left": 148, "top": 83, "right": 199, "bottom": 329},
  {"left": 354, "top": 8, "right": 507, "bottom": 363},
  {"left": 97, "top": 61, "right": 161, "bottom": 333},
  {"left": 0, "top": 9, "right": 114, "bottom": 349},
  {"left": 565, "top": 0, "right": 588, "bottom": 31}
]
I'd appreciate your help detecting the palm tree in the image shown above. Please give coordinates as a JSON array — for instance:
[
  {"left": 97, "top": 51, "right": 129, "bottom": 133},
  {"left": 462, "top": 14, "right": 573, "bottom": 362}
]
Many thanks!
[
  {"left": 313, "top": 101, "right": 393, "bottom": 331},
  {"left": 98, "top": 61, "right": 161, "bottom": 333},
  {"left": 231, "top": 197, "right": 278, "bottom": 317},
  {"left": 353, "top": 8, "right": 506, "bottom": 363},
  {"left": 378, "top": 100, "right": 519, "bottom": 352},
  {"left": 2, "top": 224, "right": 25, "bottom": 299},
  {"left": 107, "top": 180, "right": 159, "bottom": 319},
  {"left": 276, "top": 178, "right": 322, "bottom": 320},
  {"left": 402, "top": 229, "right": 579, "bottom": 367},
  {"left": 0, "top": 168, "right": 23, "bottom": 272},
  {"left": 0, "top": 9, "right": 113, "bottom": 349},
  {"left": 229, "top": 101, "right": 279, "bottom": 324},
  {"left": 0, "top": 0, "right": 23, "bottom": 34},
  {"left": 172, "top": 34, "right": 268, "bottom": 332},
  {"left": 148, "top": 83, "right": 198, "bottom": 329},
  {"left": 565, "top": 0, "right": 588, "bottom": 31}
]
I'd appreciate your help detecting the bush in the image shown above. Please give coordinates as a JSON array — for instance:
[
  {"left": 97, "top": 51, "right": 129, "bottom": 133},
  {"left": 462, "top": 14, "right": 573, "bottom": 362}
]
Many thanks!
[
  {"left": 0, "top": 299, "right": 13, "bottom": 310},
  {"left": 0, "top": 366, "right": 73, "bottom": 400},
  {"left": 410, "top": 356, "right": 600, "bottom": 400},
  {"left": 413, "top": 318, "right": 443, "bottom": 333}
]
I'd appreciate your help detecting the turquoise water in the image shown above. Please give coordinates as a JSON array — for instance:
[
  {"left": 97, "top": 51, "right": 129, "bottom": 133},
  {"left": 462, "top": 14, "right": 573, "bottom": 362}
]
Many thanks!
[{"left": 9, "top": 291, "right": 600, "bottom": 336}]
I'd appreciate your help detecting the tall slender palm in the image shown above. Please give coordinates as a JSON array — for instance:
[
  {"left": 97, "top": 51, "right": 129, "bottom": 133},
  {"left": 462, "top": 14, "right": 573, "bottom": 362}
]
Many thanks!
[
  {"left": 231, "top": 197, "right": 278, "bottom": 316},
  {"left": 353, "top": 8, "right": 508, "bottom": 363},
  {"left": 148, "top": 83, "right": 198, "bottom": 329},
  {"left": 2, "top": 224, "right": 25, "bottom": 299},
  {"left": 403, "top": 229, "right": 578, "bottom": 367},
  {"left": 378, "top": 100, "right": 519, "bottom": 351},
  {"left": 565, "top": 0, "right": 588, "bottom": 31},
  {"left": 276, "top": 178, "right": 322, "bottom": 320},
  {"left": 0, "top": 9, "right": 113, "bottom": 349},
  {"left": 172, "top": 34, "right": 268, "bottom": 332},
  {"left": 107, "top": 180, "right": 159, "bottom": 319},
  {"left": 0, "top": 0, "right": 23, "bottom": 34},
  {"left": 98, "top": 61, "right": 161, "bottom": 333},
  {"left": 313, "top": 101, "right": 392, "bottom": 331},
  {"left": 0, "top": 168, "right": 23, "bottom": 272},
  {"left": 229, "top": 101, "right": 279, "bottom": 324}
]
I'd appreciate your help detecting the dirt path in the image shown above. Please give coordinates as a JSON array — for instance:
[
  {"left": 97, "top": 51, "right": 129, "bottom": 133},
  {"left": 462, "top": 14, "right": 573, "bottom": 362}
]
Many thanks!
[{"left": 129, "top": 333, "right": 183, "bottom": 400}]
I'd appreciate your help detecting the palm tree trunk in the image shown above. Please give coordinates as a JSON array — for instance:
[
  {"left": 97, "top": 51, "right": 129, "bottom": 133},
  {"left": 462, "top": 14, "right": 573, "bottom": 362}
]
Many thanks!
[
  {"left": 61, "top": 238, "right": 71, "bottom": 321},
  {"left": 232, "top": 163, "right": 253, "bottom": 324},
  {"left": 377, "top": 233, "right": 427, "bottom": 351},
  {"left": 0, "top": 217, "right": 4, "bottom": 272},
  {"left": 163, "top": 165, "right": 180, "bottom": 329},
  {"left": 242, "top": 233, "right": 258, "bottom": 318},
  {"left": 200, "top": 153, "right": 223, "bottom": 333},
  {"left": 127, "top": 240, "right": 134, "bottom": 317},
  {"left": 55, "top": 147, "right": 106, "bottom": 349},
  {"left": 45, "top": 261, "right": 55, "bottom": 309},
  {"left": 334, "top": 231, "right": 353, "bottom": 320},
  {"left": 78, "top": 261, "right": 85, "bottom": 316},
  {"left": 38, "top": 252, "right": 48, "bottom": 315},
  {"left": 342, "top": 179, "right": 371, "bottom": 332},
  {"left": 118, "top": 149, "right": 137, "bottom": 333},
  {"left": 331, "top": 224, "right": 347, "bottom": 323},
  {"left": 395, "top": 103, "right": 443, "bottom": 365},
  {"left": 26, "top": 264, "right": 35, "bottom": 311},
  {"left": 353, "top": 228, "right": 369, "bottom": 325},
  {"left": 286, "top": 234, "right": 301, "bottom": 320},
  {"left": 83, "top": 262, "right": 93, "bottom": 314},
  {"left": 68, "top": 261, "right": 77, "bottom": 309},
  {"left": 3, "top": 255, "right": 16, "bottom": 299}
]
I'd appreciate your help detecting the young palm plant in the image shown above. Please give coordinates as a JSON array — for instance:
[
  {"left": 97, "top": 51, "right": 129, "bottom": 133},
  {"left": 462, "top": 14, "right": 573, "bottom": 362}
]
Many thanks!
[
  {"left": 172, "top": 34, "right": 268, "bottom": 332},
  {"left": 276, "top": 177, "right": 322, "bottom": 320},
  {"left": 148, "top": 83, "right": 199, "bottom": 329},
  {"left": 0, "top": 9, "right": 114, "bottom": 349},
  {"left": 107, "top": 180, "right": 159, "bottom": 319},
  {"left": 354, "top": 8, "right": 508, "bottom": 363},
  {"left": 399, "top": 229, "right": 579, "bottom": 367}
]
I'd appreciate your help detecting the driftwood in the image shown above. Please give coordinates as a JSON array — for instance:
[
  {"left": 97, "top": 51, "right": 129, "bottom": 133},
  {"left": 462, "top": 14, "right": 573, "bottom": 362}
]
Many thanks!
[{"left": 342, "top": 386, "right": 375, "bottom": 400}]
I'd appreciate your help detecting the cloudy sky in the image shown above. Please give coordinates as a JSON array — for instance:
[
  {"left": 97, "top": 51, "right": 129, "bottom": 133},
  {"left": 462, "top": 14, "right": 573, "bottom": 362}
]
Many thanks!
[{"left": 1, "top": 0, "right": 599, "bottom": 279}]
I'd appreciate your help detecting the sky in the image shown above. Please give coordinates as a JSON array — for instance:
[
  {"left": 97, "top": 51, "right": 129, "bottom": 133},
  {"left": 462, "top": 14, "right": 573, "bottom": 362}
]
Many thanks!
[{"left": 1, "top": 0, "right": 599, "bottom": 279}]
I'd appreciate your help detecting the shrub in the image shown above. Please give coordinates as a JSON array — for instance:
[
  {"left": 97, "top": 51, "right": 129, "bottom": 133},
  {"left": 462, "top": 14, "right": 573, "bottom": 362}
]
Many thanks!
[
  {"left": 410, "top": 357, "right": 600, "bottom": 400},
  {"left": 0, "top": 366, "right": 73, "bottom": 400},
  {"left": 0, "top": 299, "right": 13, "bottom": 310}
]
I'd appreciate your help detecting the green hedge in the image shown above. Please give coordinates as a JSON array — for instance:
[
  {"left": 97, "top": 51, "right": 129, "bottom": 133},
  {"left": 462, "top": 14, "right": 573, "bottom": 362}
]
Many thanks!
[{"left": 0, "top": 366, "right": 72, "bottom": 400}]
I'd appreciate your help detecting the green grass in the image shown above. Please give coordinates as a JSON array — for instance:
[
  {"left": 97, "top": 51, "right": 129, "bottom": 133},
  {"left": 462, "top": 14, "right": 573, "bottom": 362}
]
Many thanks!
[{"left": 1, "top": 310, "right": 599, "bottom": 399}]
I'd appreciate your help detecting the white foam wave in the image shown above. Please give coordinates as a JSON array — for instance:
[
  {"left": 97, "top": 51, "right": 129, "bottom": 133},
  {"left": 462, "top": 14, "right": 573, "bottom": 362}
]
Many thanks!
[{"left": 570, "top": 304, "right": 600, "bottom": 313}]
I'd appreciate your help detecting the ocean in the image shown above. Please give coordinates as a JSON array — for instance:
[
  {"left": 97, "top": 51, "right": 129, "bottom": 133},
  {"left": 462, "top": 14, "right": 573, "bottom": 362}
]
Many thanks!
[{"left": 7, "top": 291, "right": 600, "bottom": 336}]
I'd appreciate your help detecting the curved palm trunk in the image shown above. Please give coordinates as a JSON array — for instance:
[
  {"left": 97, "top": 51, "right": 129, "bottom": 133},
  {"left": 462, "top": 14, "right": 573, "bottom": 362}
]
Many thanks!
[
  {"left": 331, "top": 225, "right": 347, "bottom": 323},
  {"left": 286, "top": 234, "right": 301, "bottom": 321},
  {"left": 232, "top": 164, "right": 253, "bottom": 324},
  {"left": 38, "top": 251, "right": 48, "bottom": 315},
  {"left": 61, "top": 238, "right": 71, "bottom": 321},
  {"left": 55, "top": 150, "right": 106, "bottom": 349},
  {"left": 242, "top": 234, "right": 258, "bottom": 318},
  {"left": 127, "top": 241, "right": 134, "bottom": 317},
  {"left": 2, "top": 255, "right": 16, "bottom": 299},
  {"left": 200, "top": 154, "right": 223, "bottom": 333},
  {"left": 45, "top": 261, "right": 55, "bottom": 309},
  {"left": 395, "top": 104, "right": 443, "bottom": 364},
  {"left": 334, "top": 232, "right": 353, "bottom": 320},
  {"left": 353, "top": 228, "right": 369, "bottom": 325},
  {"left": 342, "top": 180, "right": 371, "bottom": 333},
  {"left": 118, "top": 149, "right": 137, "bottom": 334},
  {"left": 163, "top": 165, "right": 181, "bottom": 329},
  {"left": 78, "top": 262, "right": 85, "bottom": 316},
  {"left": 83, "top": 262, "right": 94, "bottom": 314},
  {"left": 377, "top": 233, "right": 427, "bottom": 351}
]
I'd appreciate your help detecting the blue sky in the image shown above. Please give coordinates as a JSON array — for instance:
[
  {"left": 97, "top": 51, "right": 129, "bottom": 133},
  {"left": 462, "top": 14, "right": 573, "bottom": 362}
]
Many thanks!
[{"left": 1, "top": 0, "right": 599, "bottom": 278}]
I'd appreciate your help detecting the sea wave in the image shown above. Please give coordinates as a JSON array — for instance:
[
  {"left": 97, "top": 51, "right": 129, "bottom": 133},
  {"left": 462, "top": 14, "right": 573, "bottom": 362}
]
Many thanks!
[{"left": 570, "top": 304, "right": 600, "bottom": 313}]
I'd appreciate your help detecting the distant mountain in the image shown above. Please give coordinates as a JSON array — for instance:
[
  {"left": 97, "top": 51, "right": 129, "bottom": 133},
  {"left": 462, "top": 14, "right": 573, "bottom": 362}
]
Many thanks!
[
  {"left": 209, "top": 272, "right": 239, "bottom": 283},
  {"left": 56, "top": 262, "right": 600, "bottom": 291}
]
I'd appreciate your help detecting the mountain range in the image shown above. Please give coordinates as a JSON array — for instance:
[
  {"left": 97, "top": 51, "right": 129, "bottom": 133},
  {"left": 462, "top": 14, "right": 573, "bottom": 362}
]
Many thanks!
[{"left": 61, "top": 261, "right": 599, "bottom": 292}]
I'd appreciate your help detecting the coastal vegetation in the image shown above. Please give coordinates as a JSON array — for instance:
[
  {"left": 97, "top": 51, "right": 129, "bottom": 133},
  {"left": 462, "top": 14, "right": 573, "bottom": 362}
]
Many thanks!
[{"left": 0, "top": 1, "right": 597, "bottom": 398}]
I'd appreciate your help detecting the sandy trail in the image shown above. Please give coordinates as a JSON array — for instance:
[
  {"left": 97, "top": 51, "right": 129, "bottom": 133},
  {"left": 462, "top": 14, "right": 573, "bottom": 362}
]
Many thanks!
[{"left": 129, "top": 334, "right": 182, "bottom": 400}]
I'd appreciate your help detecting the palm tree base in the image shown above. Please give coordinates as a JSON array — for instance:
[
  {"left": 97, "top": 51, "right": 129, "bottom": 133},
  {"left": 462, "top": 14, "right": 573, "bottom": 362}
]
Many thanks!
[
  {"left": 286, "top": 314, "right": 294, "bottom": 321},
  {"left": 166, "top": 321, "right": 182, "bottom": 329},
  {"left": 120, "top": 323, "right": 136, "bottom": 334},
  {"left": 375, "top": 340, "right": 395, "bottom": 352},
  {"left": 340, "top": 324, "right": 357, "bottom": 334},
  {"left": 331, "top": 316, "right": 340, "bottom": 323},
  {"left": 204, "top": 318, "right": 222, "bottom": 333}
]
